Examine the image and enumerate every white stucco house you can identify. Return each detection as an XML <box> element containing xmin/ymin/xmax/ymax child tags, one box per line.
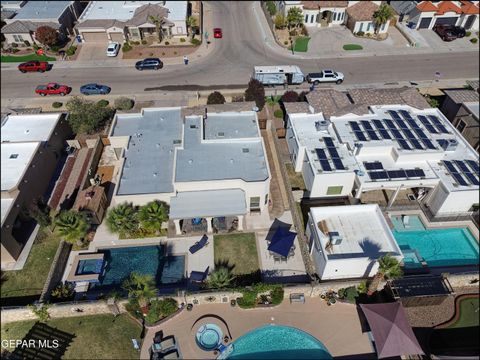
<box><xmin>285</xmin><ymin>89</ymin><xmax>480</xmax><ymax>217</ymax></box>
<box><xmin>75</xmin><ymin>1</ymin><xmax>188</xmax><ymax>43</ymax></box>
<box><xmin>108</xmin><ymin>105</ymin><xmax>271</xmax><ymax>235</ymax></box>
<box><xmin>306</xmin><ymin>204</ymin><xmax>402</xmax><ymax>280</ymax></box>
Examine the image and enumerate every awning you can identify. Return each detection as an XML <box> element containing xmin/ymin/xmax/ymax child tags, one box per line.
<box><xmin>360</xmin><ymin>302</ymin><xmax>424</xmax><ymax>359</ymax></box>
<box><xmin>268</xmin><ymin>226</ymin><xmax>296</xmax><ymax>257</ymax></box>
<box><xmin>169</xmin><ymin>189</ymin><xmax>247</xmax><ymax>219</ymax></box>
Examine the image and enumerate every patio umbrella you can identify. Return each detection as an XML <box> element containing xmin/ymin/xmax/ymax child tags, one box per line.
<box><xmin>267</xmin><ymin>226</ymin><xmax>296</xmax><ymax>257</ymax></box>
<box><xmin>360</xmin><ymin>302</ymin><xmax>424</xmax><ymax>359</ymax></box>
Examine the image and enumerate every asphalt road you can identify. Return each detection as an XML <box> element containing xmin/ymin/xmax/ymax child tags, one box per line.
<box><xmin>1</xmin><ymin>1</ymin><xmax>479</xmax><ymax>100</ymax></box>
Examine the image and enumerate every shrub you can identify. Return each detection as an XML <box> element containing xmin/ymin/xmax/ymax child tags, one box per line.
<box><xmin>274</xmin><ymin>109</ymin><xmax>283</xmax><ymax>118</ymax></box>
<box><xmin>470</xmin><ymin>38</ymin><xmax>478</xmax><ymax>44</ymax></box>
<box><xmin>281</xmin><ymin>90</ymin><xmax>299</xmax><ymax>103</ymax></box>
<box><xmin>237</xmin><ymin>290</ymin><xmax>257</xmax><ymax>309</ymax></box>
<box><xmin>12</xmin><ymin>48</ymin><xmax>20</xmax><ymax>53</ymax></box>
<box><xmin>274</xmin><ymin>14</ymin><xmax>287</xmax><ymax>29</ymax></box>
<box><xmin>122</xmin><ymin>42</ymin><xmax>132</xmax><ymax>52</ymax></box>
<box><xmin>232</xmin><ymin>95</ymin><xmax>244</xmax><ymax>102</ymax></box>
<box><xmin>173</xmin><ymin>51</ymin><xmax>177</xmax><ymax>55</ymax></box>
<box><xmin>162</xmin><ymin>52</ymin><xmax>166</xmax><ymax>55</ymax></box>
<box><xmin>145</xmin><ymin>298</ymin><xmax>178</xmax><ymax>325</ymax></box>
<box><xmin>158</xmin><ymin>298</ymin><xmax>178</xmax><ymax>317</ymax></box>
<box><xmin>344</xmin><ymin>286</ymin><xmax>359</xmax><ymax>303</ymax></box>
<box><xmin>149</xmin><ymin>52</ymin><xmax>154</xmax><ymax>56</ymax></box>
<box><xmin>289</xmin><ymin>30</ymin><xmax>297</xmax><ymax>36</ymax></box>
<box><xmin>356</xmin><ymin>31</ymin><xmax>365</xmax><ymax>37</ymax></box>
<box><xmin>66</xmin><ymin>97</ymin><xmax>115</xmax><ymax>134</ymax></box>
<box><xmin>97</xmin><ymin>99</ymin><xmax>109</xmax><ymax>107</ymax></box>
<box><xmin>23</xmin><ymin>40</ymin><xmax>31</xmax><ymax>47</ymax></box>
<box><xmin>11</xmin><ymin>43</ymin><xmax>18</xmax><ymax>48</ymax></box>
<box><xmin>28</xmin><ymin>304</ymin><xmax>50</xmax><ymax>322</ymax></box>
<box><xmin>190</xmin><ymin>38</ymin><xmax>201</xmax><ymax>46</ymax></box>
<box><xmin>244</xmin><ymin>78</ymin><xmax>265</xmax><ymax>110</ymax></box>
<box><xmin>66</xmin><ymin>45</ymin><xmax>77</xmax><ymax>56</ymax></box>
<box><xmin>52</xmin><ymin>102</ymin><xmax>63</xmax><ymax>108</ymax></box>
<box><xmin>180</xmin><ymin>37</ymin><xmax>186</xmax><ymax>43</ymax></box>
<box><xmin>338</xmin><ymin>288</ymin><xmax>346</xmax><ymax>299</ymax></box>
<box><xmin>49</xmin><ymin>45</ymin><xmax>61</xmax><ymax>52</ymax></box>
<box><xmin>207</xmin><ymin>91</ymin><xmax>226</xmax><ymax>105</ymax></box>
<box><xmin>270</xmin><ymin>286</ymin><xmax>284</xmax><ymax>305</ymax></box>
<box><xmin>301</xmin><ymin>24</ymin><xmax>309</xmax><ymax>36</ymax></box>
<box><xmin>33</xmin><ymin>43</ymin><xmax>39</xmax><ymax>50</ymax></box>
<box><xmin>164</xmin><ymin>41</ymin><xmax>170</xmax><ymax>45</ymax></box>
<box><xmin>141</xmin><ymin>39</ymin><xmax>147</xmax><ymax>45</ymax></box>
<box><xmin>114</xmin><ymin>97</ymin><xmax>134</xmax><ymax>110</ymax></box>
<box><xmin>466</xmin><ymin>31</ymin><xmax>471</xmax><ymax>37</ymax></box>
<box><xmin>266</xmin><ymin>1</ymin><xmax>276</xmax><ymax>16</ymax></box>
<box><xmin>132</xmin><ymin>41</ymin><xmax>140</xmax><ymax>45</ymax></box>
<box><xmin>284</xmin><ymin>40</ymin><xmax>288</xmax><ymax>45</ymax></box>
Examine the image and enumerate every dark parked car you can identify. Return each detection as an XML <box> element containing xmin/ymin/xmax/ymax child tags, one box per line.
<box><xmin>135</xmin><ymin>58</ymin><xmax>163</xmax><ymax>70</ymax></box>
<box><xmin>451</xmin><ymin>26</ymin><xmax>466</xmax><ymax>38</ymax></box>
<box><xmin>433</xmin><ymin>24</ymin><xmax>457</xmax><ymax>41</ymax></box>
<box><xmin>80</xmin><ymin>83</ymin><xmax>111</xmax><ymax>95</ymax></box>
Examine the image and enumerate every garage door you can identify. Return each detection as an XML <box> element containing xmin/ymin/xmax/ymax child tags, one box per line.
<box><xmin>82</xmin><ymin>31</ymin><xmax>108</xmax><ymax>43</ymax></box>
<box><xmin>109</xmin><ymin>32</ymin><xmax>124</xmax><ymax>43</ymax></box>
<box><xmin>434</xmin><ymin>17</ymin><xmax>458</xmax><ymax>26</ymax></box>
<box><xmin>418</xmin><ymin>17</ymin><xmax>432</xmax><ymax>29</ymax></box>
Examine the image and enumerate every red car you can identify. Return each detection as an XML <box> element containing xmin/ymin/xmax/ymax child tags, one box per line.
<box><xmin>18</xmin><ymin>61</ymin><xmax>50</xmax><ymax>73</ymax></box>
<box><xmin>213</xmin><ymin>28</ymin><xmax>222</xmax><ymax>38</ymax></box>
<box><xmin>35</xmin><ymin>82</ymin><xmax>72</xmax><ymax>96</ymax></box>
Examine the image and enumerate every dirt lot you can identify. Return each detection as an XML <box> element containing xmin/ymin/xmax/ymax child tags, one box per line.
<box><xmin>122</xmin><ymin>45</ymin><xmax>198</xmax><ymax>59</ymax></box>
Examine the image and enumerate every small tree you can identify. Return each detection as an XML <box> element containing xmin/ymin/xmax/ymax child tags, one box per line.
<box><xmin>28</xmin><ymin>304</ymin><xmax>50</xmax><ymax>322</ymax></box>
<box><xmin>207</xmin><ymin>91</ymin><xmax>226</xmax><ymax>105</ymax></box>
<box><xmin>122</xmin><ymin>272</ymin><xmax>156</xmax><ymax>309</ymax></box>
<box><xmin>281</xmin><ymin>90</ymin><xmax>299</xmax><ymax>103</ymax></box>
<box><xmin>28</xmin><ymin>197</ymin><xmax>51</xmax><ymax>228</ymax></box>
<box><xmin>114</xmin><ymin>97</ymin><xmax>134</xmax><ymax>110</ymax></box>
<box><xmin>106</xmin><ymin>202</ymin><xmax>138</xmax><ymax>236</ymax></box>
<box><xmin>274</xmin><ymin>14</ymin><xmax>287</xmax><ymax>29</ymax></box>
<box><xmin>368</xmin><ymin>254</ymin><xmax>402</xmax><ymax>294</ymax></box>
<box><xmin>66</xmin><ymin>97</ymin><xmax>114</xmax><ymax>134</ymax></box>
<box><xmin>207</xmin><ymin>266</ymin><xmax>235</xmax><ymax>289</ymax></box>
<box><xmin>287</xmin><ymin>7</ymin><xmax>303</xmax><ymax>28</ymax></box>
<box><xmin>148</xmin><ymin>15</ymin><xmax>165</xmax><ymax>42</ymax></box>
<box><xmin>51</xmin><ymin>283</ymin><xmax>74</xmax><ymax>300</ymax></box>
<box><xmin>138</xmin><ymin>200</ymin><xmax>169</xmax><ymax>233</ymax></box>
<box><xmin>372</xmin><ymin>4</ymin><xmax>394</xmax><ymax>34</ymax></box>
<box><xmin>244</xmin><ymin>79</ymin><xmax>265</xmax><ymax>110</ymax></box>
<box><xmin>186</xmin><ymin>16</ymin><xmax>198</xmax><ymax>36</ymax></box>
<box><xmin>35</xmin><ymin>26</ymin><xmax>58</xmax><ymax>47</ymax></box>
<box><xmin>298</xmin><ymin>91</ymin><xmax>309</xmax><ymax>102</ymax></box>
<box><xmin>266</xmin><ymin>1</ymin><xmax>276</xmax><ymax>16</ymax></box>
<box><xmin>54</xmin><ymin>210</ymin><xmax>89</xmax><ymax>245</ymax></box>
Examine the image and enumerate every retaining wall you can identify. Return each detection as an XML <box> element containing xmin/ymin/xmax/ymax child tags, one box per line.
<box><xmin>39</xmin><ymin>241</ymin><xmax>72</xmax><ymax>303</ymax></box>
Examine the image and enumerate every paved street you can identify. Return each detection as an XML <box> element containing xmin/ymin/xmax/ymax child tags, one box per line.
<box><xmin>1</xmin><ymin>1</ymin><xmax>479</xmax><ymax>102</ymax></box>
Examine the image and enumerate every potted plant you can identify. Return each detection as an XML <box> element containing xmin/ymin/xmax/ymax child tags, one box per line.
<box><xmin>187</xmin><ymin>303</ymin><xmax>193</xmax><ymax>311</ymax></box>
<box><xmin>230</xmin><ymin>299</ymin><xmax>236</xmax><ymax>307</ymax></box>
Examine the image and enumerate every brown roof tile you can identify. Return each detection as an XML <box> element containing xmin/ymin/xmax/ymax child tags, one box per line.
<box><xmin>283</xmin><ymin>102</ymin><xmax>312</xmax><ymax>114</ymax></box>
<box><xmin>443</xmin><ymin>89</ymin><xmax>479</xmax><ymax>104</ymax></box>
<box><xmin>301</xmin><ymin>1</ymin><xmax>348</xmax><ymax>10</ymax></box>
<box><xmin>346</xmin><ymin>1</ymin><xmax>379</xmax><ymax>21</ymax></box>
<box><xmin>436</xmin><ymin>1</ymin><xmax>462</xmax><ymax>15</ymax></box>
<box><xmin>416</xmin><ymin>1</ymin><xmax>438</xmax><ymax>12</ymax></box>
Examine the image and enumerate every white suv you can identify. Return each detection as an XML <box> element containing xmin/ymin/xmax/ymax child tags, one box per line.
<box><xmin>106</xmin><ymin>42</ymin><xmax>120</xmax><ymax>57</ymax></box>
<box><xmin>307</xmin><ymin>70</ymin><xmax>344</xmax><ymax>85</ymax></box>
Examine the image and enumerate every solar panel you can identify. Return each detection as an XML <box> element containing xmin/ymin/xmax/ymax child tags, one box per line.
<box><xmin>443</xmin><ymin>160</ymin><xmax>457</xmax><ymax>173</ymax></box>
<box><xmin>369</xmin><ymin>171</ymin><xmax>388</xmax><ymax>180</ymax></box>
<box><xmin>418</xmin><ymin>115</ymin><xmax>438</xmax><ymax>134</ymax></box>
<box><xmin>349</xmin><ymin>121</ymin><xmax>361</xmax><ymax>131</ymax></box>
<box><xmin>367</xmin><ymin>130</ymin><xmax>380</xmax><ymax>140</ymax></box>
<box><xmin>319</xmin><ymin>159</ymin><xmax>332</xmax><ymax>172</ymax></box>
<box><xmin>399</xmin><ymin>110</ymin><xmax>414</xmax><ymax>120</ymax></box>
<box><xmin>394</xmin><ymin>119</ymin><xmax>409</xmax><ymax>129</ymax></box>
<box><xmin>315</xmin><ymin>148</ymin><xmax>327</xmax><ymax>160</ymax></box>
<box><xmin>327</xmin><ymin>147</ymin><xmax>340</xmax><ymax>159</ymax></box>
<box><xmin>361</xmin><ymin>120</ymin><xmax>374</xmax><ymax>130</ymax></box>
<box><xmin>364</xmin><ymin>162</ymin><xmax>383</xmax><ymax>170</ymax></box>
<box><xmin>415</xmin><ymin>169</ymin><xmax>426</xmax><ymax>177</ymax></box>
<box><xmin>413</xmin><ymin>128</ymin><xmax>428</xmax><ymax>139</ymax></box>
<box><xmin>451</xmin><ymin>172</ymin><xmax>469</xmax><ymax>186</ymax></box>
<box><xmin>406</xmin><ymin>118</ymin><xmax>420</xmax><ymax>129</ymax></box>
<box><xmin>465</xmin><ymin>160</ymin><xmax>479</xmax><ymax>175</ymax></box>
<box><xmin>428</xmin><ymin>115</ymin><xmax>449</xmax><ymax>134</ymax></box>
<box><xmin>372</xmin><ymin>120</ymin><xmax>386</xmax><ymax>129</ymax></box>
<box><xmin>354</xmin><ymin>131</ymin><xmax>368</xmax><ymax>142</ymax></box>
<box><xmin>388</xmin><ymin>170</ymin><xmax>407</xmax><ymax>179</ymax></box>
<box><xmin>384</xmin><ymin>119</ymin><xmax>396</xmax><ymax>129</ymax></box>
<box><xmin>402</xmin><ymin>129</ymin><xmax>416</xmax><ymax>139</ymax></box>
<box><xmin>376</xmin><ymin>171</ymin><xmax>389</xmax><ymax>179</ymax></box>
<box><xmin>333</xmin><ymin>158</ymin><xmax>345</xmax><ymax>170</ymax></box>
<box><xmin>406</xmin><ymin>169</ymin><xmax>418</xmax><ymax>177</ymax></box>
<box><xmin>410</xmin><ymin>139</ymin><xmax>423</xmax><ymax>150</ymax></box>
<box><xmin>463</xmin><ymin>172</ymin><xmax>479</xmax><ymax>186</ymax></box>
<box><xmin>391</xmin><ymin>129</ymin><xmax>404</xmax><ymax>140</ymax></box>
<box><xmin>379</xmin><ymin>130</ymin><xmax>392</xmax><ymax>139</ymax></box>
<box><xmin>420</xmin><ymin>138</ymin><xmax>436</xmax><ymax>150</ymax></box>
<box><xmin>398</xmin><ymin>139</ymin><xmax>411</xmax><ymax>150</ymax></box>
<box><xmin>372</xmin><ymin>120</ymin><xmax>392</xmax><ymax>139</ymax></box>
<box><xmin>388</xmin><ymin>110</ymin><xmax>401</xmax><ymax>119</ymax></box>
<box><xmin>453</xmin><ymin>160</ymin><xmax>470</xmax><ymax>173</ymax></box>
<box><xmin>323</xmin><ymin>137</ymin><xmax>335</xmax><ymax>147</ymax></box>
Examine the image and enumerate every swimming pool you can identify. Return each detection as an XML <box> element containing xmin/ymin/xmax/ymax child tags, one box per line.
<box><xmin>226</xmin><ymin>325</ymin><xmax>332</xmax><ymax>359</ymax></box>
<box><xmin>90</xmin><ymin>245</ymin><xmax>185</xmax><ymax>290</ymax></box>
<box><xmin>392</xmin><ymin>217</ymin><xmax>479</xmax><ymax>267</ymax></box>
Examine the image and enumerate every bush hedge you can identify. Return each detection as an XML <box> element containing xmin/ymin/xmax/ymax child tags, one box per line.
<box><xmin>164</xmin><ymin>41</ymin><xmax>169</xmax><ymax>46</ymax></box>
<box><xmin>470</xmin><ymin>38</ymin><xmax>478</xmax><ymax>44</ymax></box>
<box><xmin>52</xmin><ymin>102</ymin><xmax>63</xmax><ymax>108</ymax></box>
<box><xmin>274</xmin><ymin>109</ymin><xmax>283</xmax><ymax>118</ymax></box>
<box><xmin>66</xmin><ymin>46</ymin><xmax>77</xmax><ymax>56</ymax></box>
<box><xmin>141</xmin><ymin>40</ymin><xmax>147</xmax><ymax>45</ymax></box>
<box><xmin>122</xmin><ymin>42</ymin><xmax>132</xmax><ymax>52</ymax></box>
<box><xmin>180</xmin><ymin>38</ymin><xmax>186</xmax><ymax>43</ymax></box>
<box><xmin>114</xmin><ymin>97</ymin><xmax>134</xmax><ymax>110</ymax></box>
<box><xmin>145</xmin><ymin>298</ymin><xmax>178</xmax><ymax>325</ymax></box>
<box><xmin>191</xmin><ymin>38</ymin><xmax>201</xmax><ymax>46</ymax></box>
<box><xmin>97</xmin><ymin>99</ymin><xmax>109</xmax><ymax>107</ymax></box>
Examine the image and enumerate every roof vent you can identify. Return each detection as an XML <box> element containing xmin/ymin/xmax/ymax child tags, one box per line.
<box><xmin>242</xmin><ymin>148</ymin><xmax>249</xmax><ymax>153</ymax></box>
<box><xmin>328</xmin><ymin>232</ymin><xmax>343</xmax><ymax>245</ymax></box>
<box><xmin>153</xmin><ymin>172</ymin><xmax>157</xmax><ymax>177</ymax></box>
<box><xmin>315</xmin><ymin>120</ymin><xmax>329</xmax><ymax>131</ymax></box>
<box><xmin>437</xmin><ymin>138</ymin><xmax>458</xmax><ymax>151</ymax></box>
<box><xmin>188</xmin><ymin>159</ymin><xmax>193</xmax><ymax>164</ymax></box>
<box><xmin>217</xmin><ymin>132</ymin><xmax>225</xmax><ymax>137</ymax></box>
<box><xmin>9</xmin><ymin>154</ymin><xmax>19</xmax><ymax>159</ymax></box>
<box><xmin>230</xmin><ymin>159</ymin><xmax>234</xmax><ymax>163</ymax></box>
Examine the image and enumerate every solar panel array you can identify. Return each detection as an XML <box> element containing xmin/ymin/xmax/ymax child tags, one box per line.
<box><xmin>368</xmin><ymin>168</ymin><xmax>426</xmax><ymax>181</ymax></box>
<box><xmin>315</xmin><ymin>137</ymin><xmax>346</xmax><ymax>172</ymax></box>
<box><xmin>348</xmin><ymin>110</ymin><xmax>440</xmax><ymax>151</ymax></box>
<box><xmin>443</xmin><ymin>160</ymin><xmax>480</xmax><ymax>186</ymax></box>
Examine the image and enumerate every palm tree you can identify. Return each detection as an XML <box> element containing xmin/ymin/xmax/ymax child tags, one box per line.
<box><xmin>207</xmin><ymin>266</ymin><xmax>235</xmax><ymax>289</ymax></box>
<box><xmin>122</xmin><ymin>272</ymin><xmax>156</xmax><ymax>308</ymax></box>
<box><xmin>148</xmin><ymin>14</ymin><xmax>165</xmax><ymax>42</ymax></box>
<box><xmin>372</xmin><ymin>4</ymin><xmax>394</xmax><ymax>34</ymax></box>
<box><xmin>186</xmin><ymin>16</ymin><xmax>197</xmax><ymax>36</ymax></box>
<box><xmin>54</xmin><ymin>210</ymin><xmax>88</xmax><ymax>244</ymax></box>
<box><xmin>367</xmin><ymin>254</ymin><xmax>402</xmax><ymax>295</ymax></box>
<box><xmin>106</xmin><ymin>202</ymin><xmax>138</xmax><ymax>236</ymax></box>
<box><xmin>138</xmin><ymin>200</ymin><xmax>169</xmax><ymax>234</ymax></box>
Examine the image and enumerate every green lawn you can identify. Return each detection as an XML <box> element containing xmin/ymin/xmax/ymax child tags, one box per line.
<box><xmin>1</xmin><ymin>229</ymin><xmax>61</xmax><ymax>299</ymax></box>
<box><xmin>286</xmin><ymin>163</ymin><xmax>306</xmax><ymax>191</ymax></box>
<box><xmin>1</xmin><ymin>314</ymin><xmax>142</xmax><ymax>359</ymax></box>
<box><xmin>343</xmin><ymin>44</ymin><xmax>363</xmax><ymax>51</ymax></box>
<box><xmin>294</xmin><ymin>37</ymin><xmax>310</xmax><ymax>52</ymax></box>
<box><xmin>446</xmin><ymin>297</ymin><xmax>479</xmax><ymax>328</ymax></box>
<box><xmin>1</xmin><ymin>53</ymin><xmax>56</xmax><ymax>62</ymax></box>
<box><xmin>213</xmin><ymin>233</ymin><xmax>259</xmax><ymax>275</ymax></box>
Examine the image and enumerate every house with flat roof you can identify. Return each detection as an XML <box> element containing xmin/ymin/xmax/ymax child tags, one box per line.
<box><xmin>108</xmin><ymin>106</ymin><xmax>270</xmax><ymax>235</ymax></box>
<box><xmin>75</xmin><ymin>1</ymin><xmax>188</xmax><ymax>43</ymax></box>
<box><xmin>2</xmin><ymin>1</ymin><xmax>84</xmax><ymax>45</ymax></box>
<box><xmin>306</xmin><ymin>204</ymin><xmax>402</xmax><ymax>280</ymax></box>
<box><xmin>285</xmin><ymin>90</ymin><xmax>479</xmax><ymax>217</ymax></box>
<box><xmin>1</xmin><ymin>113</ymin><xmax>72</xmax><ymax>269</ymax></box>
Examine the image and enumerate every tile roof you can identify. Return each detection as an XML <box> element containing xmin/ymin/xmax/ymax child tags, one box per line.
<box><xmin>301</xmin><ymin>1</ymin><xmax>348</xmax><ymax>10</ymax></box>
<box><xmin>346</xmin><ymin>1</ymin><xmax>379</xmax><ymax>21</ymax></box>
<box><xmin>283</xmin><ymin>102</ymin><xmax>312</xmax><ymax>114</ymax></box>
<box><xmin>443</xmin><ymin>89</ymin><xmax>479</xmax><ymax>103</ymax></box>
<box><xmin>305</xmin><ymin>87</ymin><xmax>430</xmax><ymax>118</ymax></box>
<box><xmin>466</xmin><ymin>79</ymin><xmax>479</xmax><ymax>91</ymax></box>
<box><xmin>125</xmin><ymin>4</ymin><xmax>170</xmax><ymax>27</ymax></box>
<box><xmin>76</xmin><ymin>19</ymin><xmax>118</xmax><ymax>29</ymax></box>
<box><xmin>460</xmin><ymin>0</ymin><xmax>480</xmax><ymax>14</ymax></box>
<box><xmin>2</xmin><ymin>20</ymin><xmax>60</xmax><ymax>33</ymax></box>
<box><xmin>416</xmin><ymin>1</ymin><xmax>438</xmax><ymax>12</ymax></box>
<box><xmin>1</xmin><ymin>10</ymin><xmax>16</xmax><ymax>20</ymax></box>
<box><xmin>436</xmin><ymin>1</ymin><xmax>462</xmax><ymax>14</ymax></box>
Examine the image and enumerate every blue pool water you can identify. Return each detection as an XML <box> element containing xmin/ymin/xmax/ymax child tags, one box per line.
<box><xmin>90</xmin><ymin>245</ymin><xmax>185</xmax><ymax>289</ymax></box>
<box><xmin>76</xmin><ymin>259</ymin><xmax>103</xmax><ymax>275</ymax></box>
<box><xmin>226</xmin><ymin>325</ymin><xmax>332</xmax><ymax>359</ymax></box>
<box><xmin>393</xmin><ymin>224</ymin><xmax>479</xmax><ymax>267</ymax></box>
<box><xmin>391</xmin><ymin>215</ymin><xmax>426</xmax><ymax>231</ymax></box>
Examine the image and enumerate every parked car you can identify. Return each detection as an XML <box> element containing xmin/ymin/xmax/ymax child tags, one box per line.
<box><xmin>306</xmin><ymin>70</ymin><xmax>344</xmax><ymax>85</ymax></box>
<box><xmin>80</xmin><ymin>83</ymin><xmax>111</xmax><ymax>95</ymax></box>
<box><xmin>106</xmin><ymin>42</ymin><xmax>120</xmax><ymax>57</ymax></box>
<box><xmin>135</xmin><ymin>58</ymin><xmax>163</xmax><ymax>70</ymax></box>
<box><xmin>433</xmin><ymin>24</ymin><xmax>457</xmax><ymax>41</ymax></box>
<box><xmin>35</xmin><ymin>82</ymin><xmax>71</xmax><ymax>96</ymax></box>
<box><xmin>213</xmin><ymin>28</ymin><xmax>222</xmax><ymax>38</ymax></box>
<box><xmin>451</xmin><ymin>26</ymin><xmax>466</xmax><ymax>38</ymax></box>
<box><xmin>18</xmin><ymin>61</ymin><xmax>50</xmax><ymax>73</ymax></box>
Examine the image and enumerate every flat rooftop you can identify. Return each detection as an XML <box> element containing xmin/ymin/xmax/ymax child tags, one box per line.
<box><xmin>464</xmin><ymin>102</ymin><xmax>479</xmax><ymax>119</ymax></box>
<box><xmin>1</xmin><ymin>142</ymin><xmax>39</xmax><ymax>191</ymax></box>
<box><xmin>13</xmin><ymin>1</ymin><xmax>71</xmax><ymax>20</ymax></box>
<box><xmin>310</xmin><ymin>204</ymin><xmax>402</xmax><ymax>259</ymax></box>
<box><xmin>204</xmin><ymin>112</ymin><xmax>259</xmax><ymax>140</ymax></box>
<box><xmin>164</xmin><ymin>1</ymin><xmax>186</xmax><ymax>20</ymax></box>
<box><xmin>1</xmin><ymin>113</ymin><xmax>60</xmax><ymax>142</ymax></box>
<box><xmin>79</xmin><ymin>1</ymin><xmax>164</xmax><ymax>20</ymax></box>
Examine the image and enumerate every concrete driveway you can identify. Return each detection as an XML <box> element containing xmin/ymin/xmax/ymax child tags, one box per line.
<box><xmin>307</xmin><ymin>26</ymin><xmax>409</xmax><ymax>56</ymax></box>
<box><xmin>76</xmin><ymin>43</ymin><xmax>114</xmax><ymax>61</ymax></box>
<box><xmin>418</xmin><ymin>29</ymin><xmax>480</xmax><ymax>52</ymax></box>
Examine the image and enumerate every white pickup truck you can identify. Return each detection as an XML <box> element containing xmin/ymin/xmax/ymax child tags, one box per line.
<box><xmin>306</xmin><ymin>70</ymin><xmax>344</xmax><ymax>85</ymax></box>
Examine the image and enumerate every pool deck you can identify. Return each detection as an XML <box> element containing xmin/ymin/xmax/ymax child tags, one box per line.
<box><xmin>140</xmin><ymin>298</ymin><xmax>374</xmax><ymax>359</ymax></box>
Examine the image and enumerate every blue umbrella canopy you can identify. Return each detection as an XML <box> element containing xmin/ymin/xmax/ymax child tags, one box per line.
<box><xmin>268</xmin><ymin>226</ymin><xmax>296</xmax><ymax>257</ymax></box>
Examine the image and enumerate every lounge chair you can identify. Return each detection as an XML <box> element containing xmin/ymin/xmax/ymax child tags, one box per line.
<box><xmin>189</xmin><ymin>234</ymin><xmax>209</xmax><ymax>254</ymax></box>
<box><xmin>153</xmin><ymin>330</ymin><xmax>164</xmax><ymax>344</ymax></box>
<box><xmin>161</xmin><ymin>349</ymin><xmax>180</xmax><ymax>359</ymax></box>
<box><xmin>190</xmin><ymin>266</ymin><xmax>210</xmax><ymax>283</ymax></box>
<box><xmin>159</xmin><ymin>335</ymin><xmax>176</xmax><ymax>349</ymax></box>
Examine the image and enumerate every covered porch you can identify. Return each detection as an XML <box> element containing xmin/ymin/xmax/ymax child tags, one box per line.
<box><xmin>129</xmin><ymin>20</ymin><xmax>175</xmax><ymax>42</ymax></box>
<box><xmin>169</xmin><ymin>189</ymin><xmax>247</xmax><ymax>236</ymax></box>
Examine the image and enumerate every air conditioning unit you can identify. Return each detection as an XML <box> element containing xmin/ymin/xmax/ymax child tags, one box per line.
<box><xmin>437</xmin><ymin>138</ymin><xmax>458</xmax><ymax>151</ymax></box>
<box><xmin>328</xmin><ymin>231</ymin><xmax>343</xmax><ymax>245</ymax></box>
<box><xmin>315</xmin><ymin>120</ymin><xmax>330</xmax><ymax>131</ymax></box>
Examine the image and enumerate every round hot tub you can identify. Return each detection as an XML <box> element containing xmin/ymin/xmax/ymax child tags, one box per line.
<box><xmin>196</xmin><ymin>323</ymin><xmax>223</xmax><ymax>351</ymax></box>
